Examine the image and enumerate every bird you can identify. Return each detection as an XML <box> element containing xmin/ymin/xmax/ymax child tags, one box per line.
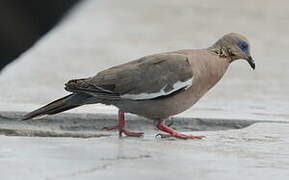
<box><xmin>22</xmin><ymin>33</ymin><xmax>255</xmax><ymax>139</ymax></box>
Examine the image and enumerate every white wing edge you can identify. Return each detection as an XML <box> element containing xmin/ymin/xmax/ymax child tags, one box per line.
<box><xmin>121</xmin><ymin>77</ymin><xmax>194</xmax><ymax>100</ymax></box>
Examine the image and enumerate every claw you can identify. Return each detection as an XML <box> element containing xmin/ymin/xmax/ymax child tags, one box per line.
<box><xmin>156</xmin><ymin>133</ymin><xmax>204</xmax><ymax>139</ymax></box>
<box><xmin>121</xmin><ymin>129</ymin><xmax>144</xmax><ymax>137</ymax></box>
<box><xmin>156</xmin><ymin>121</ymin><xmax>204</xmax><ymax>140</ymax></box>
<box><xmin>155</xmin><ymin>133</ymin><xmax>172</xmax><ymax>138</ymax></box>
<box><xmin>155</xmin><ymin>133</ymin><xmax>162</xmax><ymax>138</ymax></box>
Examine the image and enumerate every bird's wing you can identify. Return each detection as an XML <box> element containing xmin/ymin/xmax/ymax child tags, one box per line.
<box><xmin>65</xmin><ymin>53</ymin><xmax>194</xmax><ymax>100</ymax></box>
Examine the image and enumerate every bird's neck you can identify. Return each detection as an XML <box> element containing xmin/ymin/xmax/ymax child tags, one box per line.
<box><xmin>207</xmin><ymin>45</ymin><xmax>233</xmax><ymax>63</ymax></box>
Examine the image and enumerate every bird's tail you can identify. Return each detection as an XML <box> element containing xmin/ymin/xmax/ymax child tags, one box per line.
<box><xmin>22</xmin><ymin>94</ymin><xmax>87</xmax><ymax>120</ymax></box>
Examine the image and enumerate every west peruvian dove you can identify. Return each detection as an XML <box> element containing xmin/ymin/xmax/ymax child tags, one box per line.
<box><xmin>23</xmin><ymin>33</ymin><xmax>255</xmax><ymax>139</ymax></box>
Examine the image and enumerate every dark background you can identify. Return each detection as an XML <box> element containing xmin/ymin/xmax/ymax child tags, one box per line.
<box><xmin>0</xmin><ymin>0</ymin><xmax>81</xmax><ymax>72</ymax></box>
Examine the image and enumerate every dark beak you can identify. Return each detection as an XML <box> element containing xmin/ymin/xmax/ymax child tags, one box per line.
<box><xmin>247</xmin><ymin>56</ymin><xmax>255</xmax><ymax>70</ymax></box>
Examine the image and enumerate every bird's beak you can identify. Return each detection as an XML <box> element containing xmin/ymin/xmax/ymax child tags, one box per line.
<box><xmin>247</xmin><ymin>56</ymin><xmax>255</xmax><ymax>70</ymax></box>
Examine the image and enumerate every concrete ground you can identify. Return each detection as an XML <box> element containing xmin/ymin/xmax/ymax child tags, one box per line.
<box><xmin>1</xmin><ymin>116</ymin><xmax>289</xmax><ymax>180</ymax></box>
<box><xmin>0</xmin><ymin>0</ymin><xmax>289</xmax><ymax>179</ymax></box>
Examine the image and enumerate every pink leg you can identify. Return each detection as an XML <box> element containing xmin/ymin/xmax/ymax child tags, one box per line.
<box><xmin>118</xmin><ymin>110</ymin><xmax>144</xmax><ymax>137</ymax></box>
<box><xmin>101</xmin><ymin>111</ymin><xmax>123</xmax><ymax>131</ymax></box>
<box><xmin>156</xmin><ymin>121</ymin><xmax>204</xmax><ymax>139</ymax></box>
<box><xmin>103</xmin><ymin>110</ymin><xmax>143</xmax><ymax>137</ymax></box>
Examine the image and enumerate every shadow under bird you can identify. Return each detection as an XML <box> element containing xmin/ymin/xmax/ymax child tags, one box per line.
<box><xmin>23</xmin><ymin>33</ymin><xmax>255</xmax><ymax>139</ymax></box>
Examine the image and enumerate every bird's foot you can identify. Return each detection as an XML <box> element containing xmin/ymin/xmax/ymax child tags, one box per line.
<box><xmin>120</xmin><ymin>129</ymin><xmax>144</xmax><ymax>137</ymax></box>
<box><xmin>156</xmin><ymin>121</ymin><xmax>204</xmax><ymax>140</ymax></box>
<box><xmin>156</xmin><ymin>133</ymin><xmax>204</xmax><ymax>139</ymax></box>
<box><xmin>102</xmin><ymin>125</ymin><xmax>119</xmax><ymax>131</ymax></box>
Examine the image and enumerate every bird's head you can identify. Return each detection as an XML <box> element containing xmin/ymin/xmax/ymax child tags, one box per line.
<box><xmin>210</xmin><ymin>33</ymin><xmax>255</xmax><ymax>70</ymax></box>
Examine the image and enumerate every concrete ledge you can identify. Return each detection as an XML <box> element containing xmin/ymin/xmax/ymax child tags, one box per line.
<box><xmin>0</xmin><ymin>111</ymin><xmax>286</xmax><ymax>138</ymax></box>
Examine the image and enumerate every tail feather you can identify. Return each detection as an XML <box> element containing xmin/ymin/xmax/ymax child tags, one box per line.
<box><xmin>22</xmin><ymin>94</ymin><xmax>86</xmax><ymax>120</ymax></box>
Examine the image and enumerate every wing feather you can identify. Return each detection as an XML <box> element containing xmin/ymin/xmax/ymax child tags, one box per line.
<box><xmin>65</xmin><ymin>52</ymin><xmax>194</xmax><ymax>100</ymax></box>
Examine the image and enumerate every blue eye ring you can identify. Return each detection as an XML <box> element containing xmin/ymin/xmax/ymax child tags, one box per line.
<box><xmin>237</xmin><ymin>41</ymin><xmax>249</xmax><ymax>52</ymax></box>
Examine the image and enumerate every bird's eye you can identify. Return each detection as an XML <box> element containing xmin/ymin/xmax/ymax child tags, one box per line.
<box><xmin>238</xmin><ymin>41</ymin><xmax>248</xmax><ymax>52</ymax></box>
<box><xmin>241</xmin><ymin>44</ymin><xmax>247</xmax><ymax>49</ymax></box>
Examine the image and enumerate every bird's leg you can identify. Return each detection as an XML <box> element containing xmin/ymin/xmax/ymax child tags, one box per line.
<box><xmin>118</xmin><ymin>110</ymin><xmax>144</xmax><ymax>137</ymax></box>
<box><xmin>102</xmin><ymin>110</ymin><xmax>143</xmax><ymax>137</ymax></box>
<box><xmin>156</xmin><ymin>121</ymin><xmax>204</xmax><ymax>139</ymax></box>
